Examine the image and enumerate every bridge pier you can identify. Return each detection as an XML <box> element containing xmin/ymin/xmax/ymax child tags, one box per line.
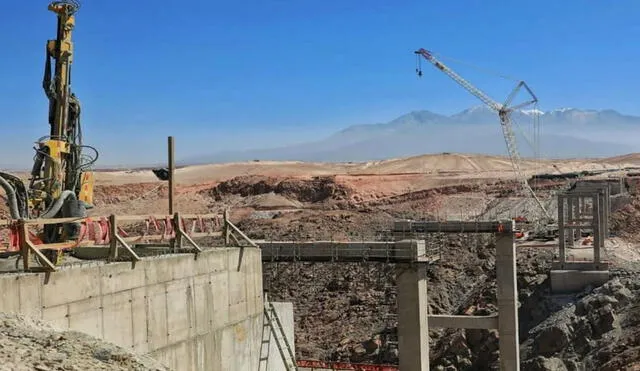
<box><xmin>396</xmin><ymin>241</ymin><xmax>430</xmax><ymax>371</ymax></box>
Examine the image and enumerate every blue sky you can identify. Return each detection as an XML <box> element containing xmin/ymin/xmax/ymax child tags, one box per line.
<box><xmin>1</xmin><ymin>0</ymin><xmax>639</xmax><ymax>167</ymax></box>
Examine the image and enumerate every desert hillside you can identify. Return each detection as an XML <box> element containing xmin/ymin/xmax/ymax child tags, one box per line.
<box><xmin>3</xmin><ymin>152</ymin><xmax>640</xmax><ymax>369</ymax></box>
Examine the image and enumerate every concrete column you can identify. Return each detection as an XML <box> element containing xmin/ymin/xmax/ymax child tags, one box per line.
<box><xmin>604</xmin><ymin>188</ymin><xmax>610</xmax><ymax>237</ymax></box>
<box><xmin>496</xmin><ymin>229</ymin><xmax>520</xmax><ymax>371</ymax></box>
<box><xmin>558</xmin><ymin>195</ymin><xmax>566</xmax><ymax>264</ymax></box>
<box><xmin>568</xmin><ymin>196</ymin><xmax>577</xmax><ymax>244</ymax></box>
<box><xmin>593</xmin><ymin>194</ymin><xmax>602</xmax><ymax>263</ymax></box>
<box><xmin>397</xmin><ymin>264</ymin><xmax>429</xmax><ymax>371</ymax></box>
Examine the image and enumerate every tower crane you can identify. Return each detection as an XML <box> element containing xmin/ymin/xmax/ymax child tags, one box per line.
<box><xmin>0</xmin><ymin>1</ymin><xmax>98</xmax><ymax>262</ymax></box>
<box><xmin>414</xmin><ymin>48</ymin><xmax>552</xmax><ymax>223</ymax></box>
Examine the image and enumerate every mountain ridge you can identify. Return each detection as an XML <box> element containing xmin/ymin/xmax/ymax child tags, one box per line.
<box><xmin>180</xmin><ymin>106</ymin><xmax>640</xmax><ymax>165</ymax></box>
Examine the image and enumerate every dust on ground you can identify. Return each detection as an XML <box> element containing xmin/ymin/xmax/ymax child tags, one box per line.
<box><xmin>0</xmin><ymin>312</ymin><xmax>168</xmax><ymax>371</ymax></box>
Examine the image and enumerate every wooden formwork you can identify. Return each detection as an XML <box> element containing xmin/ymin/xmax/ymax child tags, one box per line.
<box><xmin>0</xmin><ymin>209</ymin><xmax>256</xmax><ymax>273</ymax></box>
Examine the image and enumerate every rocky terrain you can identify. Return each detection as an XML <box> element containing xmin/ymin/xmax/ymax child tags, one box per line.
<box><xmin>3</xmin><ymin>152</ymin><xmax>640</xmax><ymax>369</ymax></box>
<box><xmin>0</xmin><ymin>313</ymin><xmax>169</xmax><ymax>371</ymax></box>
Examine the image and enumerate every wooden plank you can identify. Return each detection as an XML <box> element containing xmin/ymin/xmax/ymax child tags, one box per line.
<box><xmin>178</xmin><ymin>227</ymin><xmax>202</xmax><ymax>252</ymax></box>
<box><xmin>189</xmin><ymin>231</ymin><xmax>222</xmax><ymax>238</ymax></box>
<box><xmin>25</xmin><ymin>239</ymin><xmax>57</xmax><ymax>272</ymax></box>
<box><xmin>115</xmin><ymin>234</ymin><xmax>141</xmax><ymax>261</ymax></box>
<box><xmin>227</xmin><ymin>221</ymin><xmax>258</xmax><ymax>248</ymax></box>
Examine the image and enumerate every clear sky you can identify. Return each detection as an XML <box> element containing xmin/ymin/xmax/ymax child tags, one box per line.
<box><xmin>1</xmin><ymin>0</ymin><xmax>639</xmax><ymax>167</ymax></box>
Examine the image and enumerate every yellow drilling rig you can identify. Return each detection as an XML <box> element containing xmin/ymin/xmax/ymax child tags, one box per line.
<box><xmin>0</xmin><ymin>1</ymin><xmax>98</xmax><ymax>261</ymax></box>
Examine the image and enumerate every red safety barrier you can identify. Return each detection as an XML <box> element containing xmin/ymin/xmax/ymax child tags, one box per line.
<box><xmin>0</xmin><ymin>213</ymin><xmax>225</xmax><ymax>253</ymax></box>
<box><xmin>296</xmin><ymin>360</ymin><xmax>399</xmax><ymax>371</ymax></box>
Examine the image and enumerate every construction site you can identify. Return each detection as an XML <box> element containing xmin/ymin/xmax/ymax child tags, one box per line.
<box><xmin>2</xmin><ymin>2</ymin><xmax>640</xmax><ymax>371</ymax></box>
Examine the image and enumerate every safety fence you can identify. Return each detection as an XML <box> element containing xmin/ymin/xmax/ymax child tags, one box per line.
<box><xmin>297</xmin><ymin>360</ymin><xmax>398</xmax><ymax>371</ymax></box>
<box><xmin>0</xmin><ymin>209</ymin><xmax>256</xmax><ymax>272</ymax></box>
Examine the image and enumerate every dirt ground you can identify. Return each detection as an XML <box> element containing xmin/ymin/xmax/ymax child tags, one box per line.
<box><xmin>3</xmin><ymin>152</ymin><xmax>640</xmax><ymax>369</ymax></box>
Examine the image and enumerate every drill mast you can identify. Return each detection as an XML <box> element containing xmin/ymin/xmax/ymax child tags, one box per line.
<box><xmin>0</xmin><ymin>1</ymin><xmax>98</xmax><ymax>246</ymax></box>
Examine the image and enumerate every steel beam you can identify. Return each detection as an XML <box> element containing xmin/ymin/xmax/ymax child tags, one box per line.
<box><xmin>258</xmin><ymin>240</ymin><xmax>433</xmax><ymax>263</ymax></box>
<box><xmin>393</xmin><ymin>220</ymin><xmax>514</xmax><ymax>234</ymax></box>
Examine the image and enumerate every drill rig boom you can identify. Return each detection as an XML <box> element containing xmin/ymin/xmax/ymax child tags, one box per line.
<box><xmin>0</xmin><ymin>1</ymin><xmax>98</xmax><ymax>245</ymax></box>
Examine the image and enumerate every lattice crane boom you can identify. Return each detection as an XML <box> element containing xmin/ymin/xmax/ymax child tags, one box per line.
<box><xmin>414</xmin><ymin>48</ymin><xmax>551</xmax><ymax>221</ymax></box>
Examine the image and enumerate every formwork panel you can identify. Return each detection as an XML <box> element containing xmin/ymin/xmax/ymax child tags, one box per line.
<box><xmin>100</xmin><ymin>262</ymin><xmax>146</xmax><ymax>295</ymax></box>
<box><xmin>102</xmin><ymin>290</ymin><xmax>134</xmax><ymax>349</ymax></box>
<box><xmin>42</xmin><ymin>266</ymin><xmax>101</xmax><ymax>308</ymax></box>
<box><xmin>211</xmin><ymin>272</ymin><xmax>229</xmax><ymax>329</ymax></box>
<box><xmin>0</xmin><ymin>275</ymin><xmax>20</xmax><ymax>313</ymax></box>
<box><xmin>131</xmin><ymin>286</ymin><xmax>149</xmax><ymax>353</ymax></box>
<box><xmin>18</xmin><ymin>274</ymin><xmax>43</xmax><ymax>318</ymax></box>
<box><xmin>165</xmin><ymin>278</ymin><xmax>192</xmax><ymax>345</ymax></box>
<box><xmin>195</xmin><ymin>248</ymin><xmax>228</xmax><ymax>276</ymax></box>
<box><xmin>193</xmin><ymin>275</ymin><xmax>213</xmax><ymax>335</ymax></box>
<box><xmin>68</xmin><ymin>296</ymin><xmax>102</xmax><ymax>339</ymax></box>
<box><xmin>42</xmin><ymin>303</ymin><xmax>69</xmax><ymax>330</ymax></box>
<box><xmin>146</xmin><ymin>282</ymin><xmax>169</xmax><ymax>351</ymax></box>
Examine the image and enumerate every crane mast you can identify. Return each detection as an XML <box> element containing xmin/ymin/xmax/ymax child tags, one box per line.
<box><xmin>414</xmin><ymin>48</ymin><xmax>551</xmax><ymax>221</ymax></box>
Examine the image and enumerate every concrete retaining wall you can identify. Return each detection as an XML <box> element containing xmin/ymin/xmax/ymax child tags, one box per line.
<box><xmin>0</xmin><ymin>247</ymin><xmax>263</xmax><ymax>371</ymax></box>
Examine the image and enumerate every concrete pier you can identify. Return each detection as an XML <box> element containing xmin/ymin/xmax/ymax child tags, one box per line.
<box><xmin>393</xmin><ymin>220</ymin><xmax>520</xmax><ymax>370</ymax></box>
<box><xmin>397</xmin><ymin>264</ymin><xmax>430</xmax><ymax>371</ymax></box>
<box><xmin>552</xmin><ymin>187</ymin><xmax>610</xmax><ymax>293</ymax></box>
<box><xmin>495</xmin><ymin>231</ymin><xmax>520</xmax><ymax>371</ymax></box>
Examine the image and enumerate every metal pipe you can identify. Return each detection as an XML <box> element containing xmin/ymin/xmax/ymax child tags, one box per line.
<box><xmin>0</xmin><ymin>176</ymin><xmax>21</xmax><ymax>219</ymax></box>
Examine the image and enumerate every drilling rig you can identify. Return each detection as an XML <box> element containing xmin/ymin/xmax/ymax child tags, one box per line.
<box><xmin>0</xmin><ymin>1</ymin><xmax>98</xmax><ymax>261</ymax></box>
<box><xmin>414</xmin><ymin>48</ymin><xmax>555</xmax><ymax>232</ymax></box>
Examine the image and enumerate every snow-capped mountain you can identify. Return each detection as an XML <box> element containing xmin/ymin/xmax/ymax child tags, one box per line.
<box><xmin>183</xmin><ymin>107</ymin><xmax>640</xmax><ymax>164</ymax></box>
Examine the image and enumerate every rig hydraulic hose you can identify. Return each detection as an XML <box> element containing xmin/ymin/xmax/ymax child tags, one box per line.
<box><xmin>0</xmin><ymin>176</ymin><xmax>21</xmax><ymax>219</ymax></box>
<box><xmin>40</xmin><ymin>190</ymin><xmax>76</xmax><ymax>219</ymax></box>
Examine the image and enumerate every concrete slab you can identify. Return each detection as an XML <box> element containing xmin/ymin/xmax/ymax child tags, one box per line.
<box><xmin>550</xmin><ymin>270</ymin><xmax>610</xmax><ymax>293</ymax></box>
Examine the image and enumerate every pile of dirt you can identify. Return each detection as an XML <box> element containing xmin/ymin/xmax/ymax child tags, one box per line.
<box><xmin>238</xmin><ymin>209</ymin><xmax>394</xmax><ymax>241</ymax></box>
<box><xmin>210</xmin><ymin>175</ymin><xmax>353</xmax><ymax>204</ymax></box>
<box><xmin>0</xmin><ymin>312</ymin><xmax>168</xmax><ymax>371</ymax></box>
<box><xmin>93</xmin><ymin>183</ymin><xmax>167</xmax><ymax>206</ymax></box>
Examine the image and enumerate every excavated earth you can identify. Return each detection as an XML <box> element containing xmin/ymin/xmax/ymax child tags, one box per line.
<box><xmin>214</xmin><ymin>174</ymin><xmax>640</xmax><ymax>370</ymax></box>
<box><xmin>3</xmin><ymin>157</ymin><xmax>640</xmax><ymax>370</ymax></box>
<box><xmin>0</xmin><ymin>313</ymin><xmax>169</xmax><ymax>371</ymax></box>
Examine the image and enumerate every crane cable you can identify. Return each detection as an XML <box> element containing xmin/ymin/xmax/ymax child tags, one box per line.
<box><xmin>431</xmin><ymin>52</ymin><xmax>521</xmax><ymax>82</ymax></box>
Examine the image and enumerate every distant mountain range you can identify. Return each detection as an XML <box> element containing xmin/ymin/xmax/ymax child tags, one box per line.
<box><xmin>181</xmin><ymin>107</ymin><xmax>640</xmax><ymax>165</ymax></box>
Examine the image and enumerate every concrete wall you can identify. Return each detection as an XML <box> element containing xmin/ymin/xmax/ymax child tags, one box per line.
<box><xmin>0</xmin><ymin>247</ymin><xmax>263</xmax><ymax>371</ymax></box>
<box><xmin>266</xmin><ymin>302</ymin><xmax>295</xmax><ymax>371</ymax></box>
